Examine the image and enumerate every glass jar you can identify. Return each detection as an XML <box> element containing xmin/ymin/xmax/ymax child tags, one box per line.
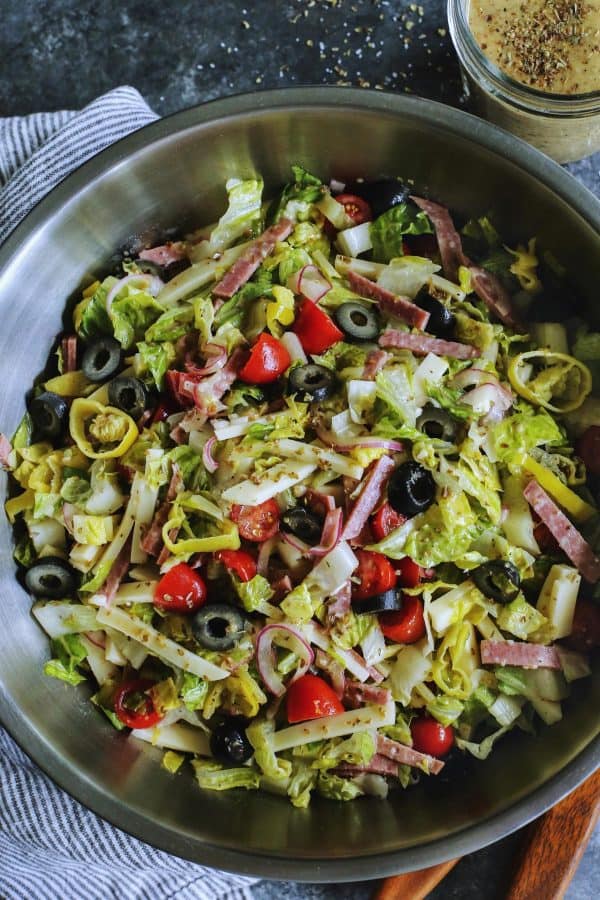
<box><xmin>447</xmin><ymin>0</ymin><xmax>600</xmax><ymax>163</ymax></box>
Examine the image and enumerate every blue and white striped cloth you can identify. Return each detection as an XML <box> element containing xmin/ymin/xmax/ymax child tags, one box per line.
<box><xmin>0</xmin><ymin>86</ymin><xmax>259</xmax><ymax>900</ymax></box>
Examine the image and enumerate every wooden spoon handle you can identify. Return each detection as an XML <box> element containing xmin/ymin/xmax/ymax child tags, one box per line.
<box><xmin>506</xmin><ymin>768</ymin><xmax>600</xmax><ymax>900</ymax></box>
<box><xmin>372</xmin><ymin>858</ymin><xmax>460</xmax><ymax>900</ymax></box>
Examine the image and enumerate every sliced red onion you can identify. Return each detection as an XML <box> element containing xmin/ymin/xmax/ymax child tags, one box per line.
<box><xmin>287</xmin><ymin>264</ymin><xmax>332</xmax><ymax>303</ymax></box>
<box><xmin>105</xmin><ymin>273</ymin><xmax>163</xmax><ymax>313</ymax></box>
<box><xmin>308</xmin><ymin>507</ymin><xmax>343</xmax><ymax>558</ymax></box>
<box><xmin>84</xmin><ymin>630</ymin><xmax>106</xmax><ymax>650</ymax></box>
<box><xmin>280</xmin><ymin>331</ymin><xmax>308</xmax><ymax>365</ymax></box>
<box><xmin>451</xmin><ymin>366</ymin><xmax>489</xmax><ymax>389</ymax></box>
<box><xmin>186</xmin><ymin>343</ymin><xmax>228</xmax><ymax>377</ymax></box>
<box><xmin>202</xmin><ymin>436</ymin><xmax>219</xmax><ymax>473</ymax></box>
<box><xmin>315</xmin><ymin>648</ymin><xmax>346</xmax><ymax>698</ymax></box>
<box><xmin>256</xmin><ymin>624</ymin><xmax>314</xmax><ymax>696</ymax></box>
<box><xmin>62</xmin><ymin>502</ymin><xmax>75</xmax><ymax>534</ymax></box>
<box><xmin>279</xmin><ymin>530</ymin><xmax>311</xmax><ymax>556</ymax></box>
<box><xmin>257</xmin><ymin>536</ymin><xmax>277</xmax><ymax>577</ymax></box>
<box><xmin>462</xmin><ymin>382</ymin><xmax>512</xmax><ymax>419</ymax></box>
<box><xmin>316</xmin><ymin>425</ymin><xmax>404</xmax><ymax>454</ymax></box>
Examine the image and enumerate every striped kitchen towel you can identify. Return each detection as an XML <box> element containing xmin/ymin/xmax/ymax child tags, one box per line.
<box><xmin>0</xmin><ymin>86</ymin><xmax>258</xmax><ymax>900</ymax></box>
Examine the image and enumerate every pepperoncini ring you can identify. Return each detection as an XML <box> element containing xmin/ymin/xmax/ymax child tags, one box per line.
<box><xmin>508</xmin><ymin>350</ymin><xmax>592</xmax><ymax>413</ymax></box>
<box><xmin>69</xmin><ymin>398</ymin><xmax>138</xmax><ymax>459</ymax></box>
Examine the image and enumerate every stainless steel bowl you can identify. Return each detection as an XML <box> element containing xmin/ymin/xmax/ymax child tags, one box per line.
<box><xmin>0</xmin><ymin>88</ymin><xmax>598</xmax><ymax>881</ymax></box>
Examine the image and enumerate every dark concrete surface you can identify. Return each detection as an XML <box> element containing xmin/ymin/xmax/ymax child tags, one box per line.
<box><xmin>1</xmin><ymin>1</ymin><xmax>598</xmax><ymax>897</ymax></box>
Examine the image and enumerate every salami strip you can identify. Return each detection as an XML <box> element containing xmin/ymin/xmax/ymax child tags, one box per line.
<box><xmin>469</xmin><ymin>265</ymin><xmax>524</xmax><ymax>330</ymax></box>
<box><xmin>212</xmin><ymin>218</ymin><xmax>294</xmax><ymax>298</ymax></box>
<box><xmin>481</xmin><ymin>639</ymin><xmax>562</xmax><ymax>670</ymax></box>
<box><xmin>140</xmin><ymin>466</ymin><xmax>183</xmax><ymax>557</ymax></box>
<box><xmin>379</xmin><ymin>329</ymin><xmax>479</xmax><ymax>360</ymax></box>
<box><xmin>524</xmin><ymin>479</ymin><xmax>600</xmax><ymax>583</ymax></box>
<box><xmin>343</xmin><ymin>682</ymin><xmax>392</xmax><ymax>709</ymax></box>
<box><xmin>139</xmin><ymin>242</ymin><xmax>188</xmax><ymax>267</ymax></box>
<box><xmin>0</xmin><ymin>433</ymin><xmax>12</xmax><ymax>468</ymax></box>
<box><xmin>346</xmin><ymin>270</ymin><xmax>430</xmax><ymax>330</ymax></box>
<box><xmin>342</xmin><ymin>456</ymin><xmax>396</xmax><ymax>541</ymax></box>
<box><xmin>362</xmin><ymin>349</ymin><xmax>390</xmax><ymax>379</ymax></box>
<box><xmin>336</xmin><ymin>754</ymin><xmax>399</xmax><ymax>778</ymax></box>
<box><xmin>410</xmin><ymin>195</ymin><xmax>468</xmax><ymax>282</ymax></box>
<box><xmin>61</xmin><ymin>335</ymin><xmax>78</xmax><ymax>373</ymax></box>
<box><xmin>376</xmin><ymin>734</ymin><xmax>445</xmax><ymax>775</ymax></box>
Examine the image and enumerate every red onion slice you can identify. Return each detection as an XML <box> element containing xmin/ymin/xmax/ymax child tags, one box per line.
<box><xmin>202</xmin><ymin>436</ymin><xmax>219</xmax><ymax>473</ymax></box>
<box><xmin>256</xmin><ymin>624</ymin><xmax>315</xmax><ymax>696</ymax></box>
<box><xmin>288</xmin><ymin>264</ymin><xmax>332</xmax><ymax>303</ymax></box>
<box><xmin>84</xmin><ymin>630</ymin><xmax>106</xmax><ymax>650</ymax></box>
<box><xmin>279</xmin><ymin>530</ymin><xmax>311</xmax><ymax>556</ymax></box>
<box><xmin>308</xmin><ymin>507</ymin><xmax>343</xmax><ymax>558</ymax></box>
<box><xmin>305</xmin><ymin>487</ymin><xmax>336</xmax><ymax>514</ymax></box>
<box><xmin>185</xmin><ymin>343</ymin><xmax>228</xmax><ymax>377</ymax></box>
<box><xmin>105</xmin><ymin>273</ymin><xmax>163</xmax><ymax>313</ymax></box>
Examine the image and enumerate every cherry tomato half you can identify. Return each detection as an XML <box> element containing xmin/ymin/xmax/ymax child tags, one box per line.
<box><xmin>231</xmin><ymin>499</ymin><xmax>280</xmax><ymax>542</ymax></box>
<box><xmin>293</xmin><ymin>299</ymin><xmax>344</xmax><ymax>355</ymax></box>
<box><xmin>566</xmin><ymin>598</ymin><xmax>600</xmax><ymax>653</ymax></box>
<box><xmin>396</xmin><ymin>557</ymin><xmax>423</xmax><ymax>589</ymax></box>
<box><xmin>153</xmin><ymin>562</ymin><xmax>207</xmax><ymax>614</ymax></box>
<box><xmin>215</xmin><ymin>549</ymin><xmax>257</xmax><ymax>582</ymax></box>
<box><xmin>576</xmin><ymin>426</ymin><xmax>600</xmax><ymax>476</ymax></box>
<box><xmin>114</xmin><ymin>679</ymin><xmax>163</xmax><ymax>730</ymax></box>
<box><xmin>371</xmin><ymin>502</ymin><xmax>406</xmax><ymax>542</ymax></box>
<box><xmin>286</xmin><ymin>674</ymin><xmax>345</xmax><ymax>723</ymax></box>
<box><xmin>239</xmin><ymin>333</ymin><xmax>291</xmax><ymax>385</ymax></box>
<box><xmin>379</xmin><ymin>596</ymin><xmax>426</xmax><ymax>644</ymax></box>
<box><xmin>352</xmin><ymin>549</ymin><xmax>397</xmax><ymax>602</ymax></box>
<box><xmin>410</xmin><ymin>715</ymin><xmax>454</xmax><ymax>757</ymax></box>
<box><xmin>335</xmin><ymin>193</ymin><xmax>373</xmax><ymax>225</ymax></box>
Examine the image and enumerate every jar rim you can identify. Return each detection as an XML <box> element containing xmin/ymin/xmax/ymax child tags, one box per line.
<box><xmin>447</xmin><ymin>0</ymin><xmax>600</xmax><ymax>114</ymax></box>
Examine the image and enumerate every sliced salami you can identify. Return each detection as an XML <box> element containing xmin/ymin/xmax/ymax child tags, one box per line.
<box><xmin>139</xmin><ymin>242</ymin><xmax>188</xmax><ymax>267</ymax></box>
<box><xmin>410</xmin><ymin>195</ymin><xmax>468</xmax><ymax>282</ymax></box>
<box><xmin>346</xmin><ymin>270</ymin><xmax>430</xmax><ymax>330</ymax></box>
<box><xmin>61</xmin><ymin>335</ymin><xmax>78</xmax><ymax>373</ymax></box>
<box><xmin>343</xmin><ymin>681</ymin><xmax>392</xmax><ymax>708</ymax></box>
<box><xmin>336</xmin><ymin>754</ymin><xmax>399</xmax><ymax>778</ymax></box>
<box><xmin>212</xmin><ymin>218</ymin><xmax>294</xmax><ymax>298</ymax></box>
<box><xmin>379</xmin><ymin>329</ymin><xmax>479</xmax><ymax>360</ymax></box>
<box><xmin>376</xmin><ymin>734</ymin><xmax>445</xmax><ymax>775</ymax></box>
<box><xmin>342</xmin><ymin>456</ymin><xmax>396</xmax><ymax>541</ymax></box>
<box><xmin>362</xmin><ymin>349</ymin><xmax>390</xmax><ymax>380</ymax></box>
<box><xmin>481</xmin><ymin>639</ymin><xmax>561</xmax><ymax>670</ymax></box>
<box><xmin>469</xmin><ymin>265</ymin><xmax>523</xmax><ymax>331</ymax></box>
<box><xmin>523</xmin><ymin>479</ymin><xmax>600</xmax><ymax>583</ymax></box>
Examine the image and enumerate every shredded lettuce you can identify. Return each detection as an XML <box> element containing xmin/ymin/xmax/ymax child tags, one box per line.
<box><xmin>247</xmin><ymin>719</ymin><xmax>293</xmax><ymax>780</ymax></box>
<box><xmin>316</xmin><ymin>772</ymin><xmax>364</xmax><ymax>801</ymax></box>
<box><xmin>426</xmin><ymin>694</ymin><xmax>464</xmax><ymax>726</ymax></box>
<box><xmin>235</xmin><ymin>574</ymin><xmax>275</xmax><ymax>613</ymax></box>
<box><xmin>496</xmin><ymin>594</ymin><xmax>548</xmax><ymax>640</ymax></box>
<box><xmin>313</xmin><ymin>732</ymin><xmax>376</xmax><ymax>771</ymax></box>
<box><xmin>489</xmin><ymin>407</ymin><xmax>564</xmax><ymax>473</ymax></box>
<box><xmin>144</xmin><ymin>304</ymin><xmax>194</xmax><ymax>344</ymax></box>
<box><xmin>213</xmin><ymin>267</ymin><xmax>273</xmax><ymax>330</ymax></box>
<box><xmin>203</xmin><ymin>177</ymin><xmax>264</xmax><ymax>255</ymax></box>
<box><xmin>135</xmin><ymin>341</ymin><xmax>176</xmax><ymax>390</ymax></box>
<box><xmin>375</xmin><ymin>365</ymin><xmax>418</xmax><ymax>427</ymax></box>
<box><xmin>110</xmin><ymin>288</ymin><xmax>164</xmax><ymax>349</ymax></box>
<box><xmin>287</xmin><ymin>761</ymin><xmax>318</xmax><ymax>808</ymax></box>
<box><xmin>271</xmin><ymin>165</ymin><xmax>323</xmax><ymax>223</ymax></box>
<box><xmin>74</xmin><ymin>277</ymin><xmax>115</xmax><ymax>340</ymax></box>
<box><xmin>192</xmin><ymin>759</ymin><xmax>259</xmax><ymax>792</ymax></box>
<box><xmin>370</xmin><ymin>203</ymin><xmax>433</xmax><ymax>263</ymax></box>
<box><xmin>456</xmin><ymin>725</ymin><xmax>510</xmax><ymax>760</ymax></box>
<box><xmin>43</xmin><ymin>634</ymin><xmax>88</xmax><ymax>686</ymax></box>
<box><xmin>179</xmin><ymin>672</ymin><xmax>209</xmax><ymax>711</ymax></box>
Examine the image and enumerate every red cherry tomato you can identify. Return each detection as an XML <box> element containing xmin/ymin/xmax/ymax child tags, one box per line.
<box><xmin>335</xmin><ymin>193</ymin><xmax>372</xmax><ymax>225</ymax></box>
<box><xmin>396</xmin><ymin>557</ymin><xmax>423</xmax><ymax>589</ymax></box>
<box><xmin>114</xmin><ymin>679</ymin><xmax>164</xmax><ymax>730</ymax></box>
<box><xmin>411</xmin><ymin>715</ymin><xmax>454</xmax><ymax>757</ymax></box>
<box><xmin>286</xmin><ymin>674</ymin><xmax>345</xmax><ymax>723</ymax></box>
<box><xmin>566</xmin><ymin>598</ymin><xmax>600</xmax><ymax>653</ymax></box>
<box><xmin>379</xmin><ymin>596</ymin><xmax>426</xmax><ymax>643</ymax></box>
<box><xmin>231</xmin><ymin>499</ymin><xmax>280</xmax><ymax>542</ymax></box>
<box><xmin>215</xmin><ymin>549</ymin><xmax>257</xmax><ymax>582</ymax></box>
<box><xmin>153</xmin><ymin>562</ymin><xmax>207</xmax><ymax>614</ymax></box>
<box><xmin>293</xmin><ymin>299</ymin><xmax>344</xmax><ymax>355</ymax></box>
<box><xmin>576</xmin><ymin>426</ymin><xmax>600</xmax><ymax>476</ymax></box>
<box><xmin>239</xmin><ymin>333</ymin><xmax>291</xmax><ymax>384</ymax></box>
<box><xmin>352</xmin><ymin>549</ymin><xmax>397</xmax><ymax>601</ymax></box>
<box><xmin>371</xmin><ymin>502</ymin><xmax>406</xmax><ymax>541</ymax></box>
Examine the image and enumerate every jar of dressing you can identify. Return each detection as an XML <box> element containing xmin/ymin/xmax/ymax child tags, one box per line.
<box><xmin>447</xmin><ymin>0</ymin><xmax>600</xmax><ymax>162</ymax></box>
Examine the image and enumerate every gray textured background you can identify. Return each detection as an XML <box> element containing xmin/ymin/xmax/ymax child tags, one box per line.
<box><xmin>1</xmin><ymin>0</ymin><xmax>598</xmax><ymax>897</ymax></box>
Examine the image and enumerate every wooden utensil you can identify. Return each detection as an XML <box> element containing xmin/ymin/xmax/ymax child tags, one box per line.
<box><xmin>374</xmin><ymin>769</ymin><xmax>600</xmax><ymax>900</ymax></box>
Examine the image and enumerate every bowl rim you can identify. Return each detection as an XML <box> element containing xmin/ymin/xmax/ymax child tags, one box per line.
<box><xmin>0</xmin><ymin>86</ymin><xmax>599</xmax><ymax>881</ymax></box>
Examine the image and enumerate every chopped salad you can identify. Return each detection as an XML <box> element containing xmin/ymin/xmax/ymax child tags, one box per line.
<box><xmin>2</xmin><ymin>167</ymin><xmax>600</xmax><ymax>806</ymax></box>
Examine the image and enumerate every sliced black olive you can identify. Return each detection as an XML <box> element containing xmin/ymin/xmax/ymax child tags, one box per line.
<box><xmin>353</xmin><ymin>588</ymin><xmax>402</xmax><ymax>615</ymax></box>
<box><xmin>281</xmin><ymin>507</ymin><xmax>323</xmax><ymax>544</ymax></box>
<box><xmin>192</xmin><ymin>603</ymin><xmax>247</xmax><ymax>651</ymax></box>
<box><xmin>334</xmin><ymin>302</ymin><xmax>380</xmax><ymax>342</ymax></box>
<box><xmin>287</xmin><ymin>364</ymin><xmax>337</xmax><ymax>402</ymax></box>
<box><xmin>346</xmin><ymin>178</ymin><xmax>410</xmax><ymax>218</ymax></box>
<box><xmin>81</xmin><ymin>337</ymin><xmax>122</xmax><ymax>382</ymax></box>
<box><xmin>108</xmin><ymin>376</ymin><xmax>149</xmax><ymax>420</ymax></box>
<box><xmin>472</xmin><ymin>561</ymin><xmax>521</xmax><ymax>604</ymax></box>
<box><xmin>388</xmin><ymin>462</ymin><xmax>436</xmax><ymax>518</ymax></box>
<box><xmin>28</xmin><ymin>391</ymin><xmax>68</xmax><ymax>439</ymax></box>
<box><xmin>416</xmin><ymin>290</ymin><xmax>455</xmax><ymax>338</ymax></box>
<box><xmin>210</xmin><ymin>715</ymin><xmax>253</xmax><ymax>764</ymax></box>
<box><xmin>416</xmin><ymin>406</ymin><xmax>459</xmax><ymax>442</ymax></box>
<box><xmin>25</xmin><ymin>557</ymin><xmax>78</xmax><ymax>598</ymax></box>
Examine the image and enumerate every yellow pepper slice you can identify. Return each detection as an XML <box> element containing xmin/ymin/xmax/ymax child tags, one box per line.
<box><xmin>162</xmin><ymin>516</ymin><xmax>240</xmax><ymax>556</ymax></box>
<box><xmin>523</xmin><ymin>455</ymin><xmax>596</xmax><ymax>523</ymax></box>
<box><xmin>44</xmin><ymin>371</ymin><xmax>92</xmax><ymax>398</ymax></box>
<box><xmin>266</xmin><ymin>285</ymin><xmax>295</xmax><ymax>337</ymax></box>
<box><xmin>69</xmin><ymin>398</ymin><xmax>138</xmax><ymax>459</ymax></box>
<box><xmin>508</xmin><ymin>350</ymin><xmax>592</xmax><ymax>413</ymax></box>
<box><xmin>5</xmin><ymin>489</ymin><xmax>35</xmax><ymax>523</ymax></box>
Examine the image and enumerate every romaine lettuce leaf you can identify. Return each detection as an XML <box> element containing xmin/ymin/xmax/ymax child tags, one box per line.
<box><xmin>316</xmin><ymin>772</ymin><xmax>363</xmax><ymax>801</ymax></box>
<box><xmin>43</xmin><ymin>634</ymin><xmax>88</xmax><ymax>686</ymax></box>
<box><xmin>135</xmin><ymin>341</ymin><xmax>176</xmax><ymax>389</ymax></box>
<box><xmin>370</xmin><ymin>203</ymin><xmax>433</xmax><ymax>263</ymax></box>
<box><xmin>204</xmin><ymin>177</ymin><xmax>264</xmax><ymax>255</ymax></box>
<box><xmin>144</xmin><ymin>304</ymin><xmax>194</xmax><ymax>343</ymax></box>
<box><xmin>312</xmin><ymin>732</ymin><xmax>376</xmax><ymax>771</ymax></box>
<box><xmin>213</xmin><ymin>267</ymin><xmax>273</xmax><ymax>330</ymax></box>
<box><xmin>74</xmin><ymin>277</ymin><xmax>115</xmax><ymax>340</ymax></box>
<box><xmin>180</xmin><ymin>671</ymin><xmax>209</xmax><ymax>711</ymax></box>
<box><xmin>110</xmin><ymin>288</ymin><xmax>164</xmax><ymax>348</ymax></box>
<box><xmin>489</xmin><ymin>408</ymin><xmax>564</xmax><ymax>473</ymax></box>
<box><xmin>287</xmin><ymin>761</ymin><xmax>318</xmax><ymax>808</ymax></box>
<box><xmin>192</xmin><ymin>759</ymin><xmax>259</xmax><ymax>791</ymax></box>
<box><xmin>271</xmin><ymin>165</ymin><xmax>323</xmax><ymax>223</ymax></box>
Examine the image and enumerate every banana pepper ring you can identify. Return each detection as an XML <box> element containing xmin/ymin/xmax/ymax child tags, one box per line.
<box><xmin>69</xmin><ymin>398</ymin><xmax>138</xmax><ymax>459</ymax></box>
<box><xmin>508</xmin><ymin>350</ymin><xmax>592</xmax><ymax>414</ymax></box>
